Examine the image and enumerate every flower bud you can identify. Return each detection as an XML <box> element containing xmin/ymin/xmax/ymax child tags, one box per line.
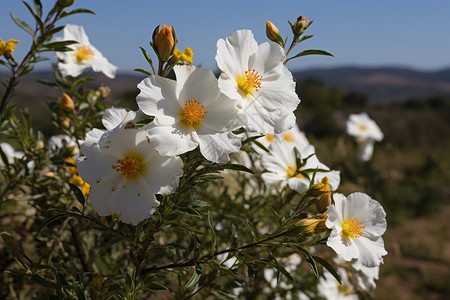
<box><xmin>59</xmin><ymin>93</ymin><xmax>74</xmax><ymax>112</ymax></box>
<box><xmin>309</xmin><ymin>176</ymin><xmax>330</xmax><ymax>197</ymax></box>
<box><xmin>57</xmin><ymin>0</ymin><xmax>76</xmax><ymax>8</ymax></box>
<box><xmin>153</xmin><ymin>25</ymin><xmax>175</xmax><ymax>62</ymax></box>
<box><xmin>317</xmin><ymin>192</ymin><xmax>332</xmax><ymax>213</ymax></box>
<box><xmin>266</xmin><ymin>19</ymin><xmax>280</xmax><ymax>42</ymax></box>
<box><xmin>297</xmin><ymin>217</ymin><xmax>327</xmax><ymax>233</ymax></box>
<box><xmin>98</xmin><ymin>86</ymin><xmax>111</xmax><ymax>98</ymax></box>
<box><xmin>60</xmin><ymin>116</ymin><xmax>70</xmax><ymax>128</ymax></box>
<box><xmin>291</xmin><ymin>15</ymin><xmax>313</xmax><ymax>36</ymax></box>
<box><xmin>35</xmin><ymin>140</ymin><xmax>44</xmax><ymax>150</ymax></box>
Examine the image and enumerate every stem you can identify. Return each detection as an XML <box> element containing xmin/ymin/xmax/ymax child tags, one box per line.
<box><xmin>0</xmin><ymin>4</ymin><xmax>61</xmax><ymax>117</ymax></box>
<box><xmin>70</xmin><ymin>222</ymin><xmax>89</xmax><ymax>272</ymax></box>
<box><xmin>283</xmin><ymin>38</ymin><xmax>299</xmax><ymax>65</ymax></box>
<box><xmin>140</xmin><ymin>229</ymin><xmax>290</xmax><ymax>275</ymax></box>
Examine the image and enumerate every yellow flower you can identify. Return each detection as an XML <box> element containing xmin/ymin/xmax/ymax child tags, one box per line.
<box><xmin>171</xmin><ymin>48</ymin><xmax>194</xmax><ymax>64</ymax></box>
<box><xmin>0</xmin><ymin>39</ymin><xmax>20</xmax><ymax>58</ymax></box>
<box><xmin>65</xmin><ymin>157</ymin><xmax>78</xmax><ymax>175</ymax></box>
<box><xmin>69</xmin><ymin>175</ymin><xmax>90</xmax><ymax>195</ymax></box>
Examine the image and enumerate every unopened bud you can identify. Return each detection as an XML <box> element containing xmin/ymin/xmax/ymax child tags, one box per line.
<box><xmin>318</xmin><ymin>192</ymin><xmax>332</xmax><ymax>213</ymax></box>
<box><xmin>291</xmin><ymin>15</ymin><xmax>313</xmax><ymax>36</ymax></box>
<box><xmin>266</xmin><ymin>19</ymin><xmax>280</xmax><ymax>42</ymax></box>
<box><xmin>59</xmin><ymin>93</ymin><xmax>74</xmax><ymax>112</ymax></box>
<box><xmin>154</xmin><ymin>25</ymin><xmax>175</xmax><ymax>61</ymax></box>
<box><xmin>35</xmin><ymin>140</ymin><xmax>44</xmax><ymax>150</ymax></box>
<box><xmin>57</xmin><ymin>0</ymin><xmax>76</xmax><ymax>8</ymax></box>
<box><xmin>60</xmin><ymin>117</ymin><xmax>70</xmax><ymax>128</ymax></box>
<box><xmin>98</xmin><ymin>86</ymin><xmax>111</xmax><ymax>98</ymax></box>
<box><xmin>297</xmin><ymin>217</ymin><xmax>327</xmax><ymax>233</ymax></box>
<box><xmin>309</xmin><ymin>176</ymin><xmax>330</xmax><ymax>197</ymax></box>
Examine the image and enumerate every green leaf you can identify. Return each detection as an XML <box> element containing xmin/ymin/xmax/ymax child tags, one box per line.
<box><xmin>33</xmin><ymin>0</ymin><xmax>43</xmax><ymax>18</ymax></box>
<box><xmin>265</xmin><ymin>260</ymin><xmax>294</xmax><ymax>282</ymax></box>
<box><xmin>22</xmin><ymin>1</ymin><xmax>44</xmax><ymax>33</ymax></box>
<box><xmin>228</xmin><ymin>223</ymin><xmax>237</xmax><ymax>248</ymax></box>
<box><xmin>69</xmin><ymin>183</ymin><xmax>85</xmax><ymax>207</ymax></box>
<box><xmin>31</xmin><ymin>274</ymin><xmax>57</xmax><ymax>289</ymax></box>
<box><xmin>134</xmin><ymin>68</ymin><xmax>152</xmax><ymax>76</ymax></box>
<box><xmin>10</xmin><ymin>12</ymin><xmax>34</xmax><ymax>35</ymax></box>
<box><xmin>207</xmin><ymin>211</ymin><xmax>216</xmax><ymax>255</ymax></box>
<box><xmin>298</xmin><ymin>34</ymin><xmax>314</xmax><ymax>43</ymax></box>
<box><xmin>147</xmin><ymin>282</ymin><xmax>168</xmax><ymax>291</ymax></box>
<box><xmin>244</xmin><ymin>219</ymin><xmax>258</xmax><ymax>241</ymax></box>
<box><xmin>138</xmin><ymin>46</ymin><xmax>155</xmax><ymax>74</ymax></box>
<box><xmin>313</xmin><ymin>255</ymin><xmax>342</xmax><ymax>284</ymax></box>
<box><xmin>243</xmin><ymin>261</ymin><xmax>255</xmax><ymax>279</ymax></box>
<box><xmin>287</xmin><ymin>49</ymin><xmax>334</xmax><ymax>62</ymax></box>
<box><xmin>185</xmin><ymin>264</ymin><xmax>202</xmax><ymax>288</ymax></box>
<box><xmin>60</xmin><ymin>8</ymin><xmax>95</xmax><ymax>18</ymax></box>
<box><xmin>221</xmin><ymin>163</ymin><xmax>254</xmax><ymax>174</ymax></box>
<box><xmin>294</xmin><ymin>246</ymin><xmax>319</xmax><ymax>278</ymax></box>
<box><xmin>43</xmin><ymin>40</ymin><xmax>78</xmax><ymax>49</ymax></box>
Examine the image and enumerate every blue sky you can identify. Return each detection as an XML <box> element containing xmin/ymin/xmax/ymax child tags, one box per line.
<box><xmin>1</xmin><ymin>0</ymin><xmax>449</xmax><ymax>74</ymax></box>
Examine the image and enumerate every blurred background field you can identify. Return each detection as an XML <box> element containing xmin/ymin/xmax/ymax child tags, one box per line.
<box><xmin>2</xmin><ymin>65</ymin><xmax>450</xmax><ymax>299</ymax></box>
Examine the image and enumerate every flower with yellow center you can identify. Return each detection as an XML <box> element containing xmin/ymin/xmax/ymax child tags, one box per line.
<box><xmin>0</xmin><ymin>39</ymin><xmax>20</xmax><ymax>58</ymax></box>
<box><xmin>261</xmin><ymin>140</ymin><xmax>340</xmax><ymax>194</ymax></box>
<box><xmin>318</xmin><ymin>268</ymin><xmax>359</xmax><ymax>300</ymax></box>
<box><xmin>136</xmin><ymin>65</ymin><xmax>244</xmax><ymax>163</ymax></box>
<box><xmin>77</xmin><ymin>111</ymin><xmax>183</xmax><ymax>225</ymax></box>
<box><xmin>216</xmin><ymin>29</ymin><xmax>300</xmax><ymax>133</ymax></box>
<box><xmin>325</xmin><ymin>193</ymin><xmax>387</xmax><ymax>267</ymax></box>
<box><xmin>56</xmin><ymin>24</ymin><xmax>117</xmax><ymax>78</ymax></box>
<box><xmin>346</xmin><ymin>112</ymin><xmax>383</xmax><ymax>161</ymax></box>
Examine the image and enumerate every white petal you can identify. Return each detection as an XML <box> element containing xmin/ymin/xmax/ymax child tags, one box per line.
<box><xmin>287</xmin><ymin>177</ymin><xmax>309</xmax><ymax>194</ymax></box>
<box><xmin>201</xmin><ymin>93</ymin><xmax>240</xmax><ymax>132</ymax></box>
<box><xmin>216</xmin><ymin>29</ymin><xmax>258</xmax><ymax>76</ymax></box>
<box><xmin>136</xmin><ymin>76</ymin><xmax>180</xmax><ymax>125</ymax></box>
<box><xmin>176</xmin><ymin>66</ymin><xmax>221</xmax><ymax>107</ymax></box>
<box><xmin>64</xmin><ymin>24</ymin><xmax>90</xmax><ymax>45</ymax></box>
<box><xmin>102</xmin><ymin>107</ymin><xmax>129</xmax><ymax>130</ymax></box>
<box><xmin>147</xmin><ymin>123</ymin><xmax>198</xmax><ymax>156</ymax></box>
<box><xmin>354</xmin><ymin>236</ymin><xmax>387</xmax><ymax>267</ymax></box>
<box><xmin>79</xmin><ymin>128</ymin><xmax>105</xmax><ymax>155</ymax></box>
<box><xmin>196</xmin><ymin>129</ymin><xmax>242</xmax><ymax>163</ymax></box>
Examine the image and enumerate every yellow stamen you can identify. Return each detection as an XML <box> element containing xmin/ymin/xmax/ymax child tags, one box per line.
<box><xmin>358</xmin><ymin>124</ymin><xmax>368</xmax><ymax>132</ymax></box>
<box><xmin>281</xmin><ymin>132</ymin><xmax>294</xmax><ymax>144</ymax></box>
<box><xmin>112</xmin><ymin>151</ymin><xmax>146</xmax><ymax>179</ymax></box>
<box><xmin>286</xmin><ymin>164</ymin><xmax>303</xmax><ymax>178</ymax></box>
<box><xmin>265</xmin><ymin>133</ymin><xmax>275</xmax><ymax>143</ymax></box>
<box><xmin>236</xmin><ymin>69</ymin><xmax>262</xmax><ymax>98</ymax></box>
<box><xmin>74</xmin><ymin>45</ymin><xmax>94</xmax><ymax>62</ymax></box>
<box><xmin>341</xmin><ymin>218</ymin><xmax>365</xmax><ymax>240</ymax></box>
<box><xmin>181</xmin><ymin>99</ymin><xmax>207</xmax><ymax>128</ymax></box>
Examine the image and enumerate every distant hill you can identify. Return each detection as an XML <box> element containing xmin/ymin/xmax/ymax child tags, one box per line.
<box><xmin>293</xmin><ymin>66</ymin><xmax>450</xmax><ymax>104</ymax></box>
<box><xmin>2</xmin><ymin>66</ymin><xmax>450</xmax><ymax>107</ymax></box>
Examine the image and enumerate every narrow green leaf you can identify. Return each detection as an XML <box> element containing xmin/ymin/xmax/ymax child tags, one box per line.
<box><xmin>244</xmin><ymin>219</ymin><xmax>258</xmax><ymax>241</ymax></box>
<box><xmin>222</xmin><ymin>163</ymin><xmax>254</xmax><ymax>174</ymax></box>
<box><xmin>243</xmin><ymin>261</ymin><xmax>255</xmax><ymax>279</ymax></box>
<box><xmin>31</xmin><ymin>274</ymin><xmax>57</xmax><ymax>288</ymax></box>
<box><xmin>138</xmin><ymin>46</ymin><xmax>155</xmax><ymax>74</ymax></box>
<box><xmin>294</xmin><ymin>246</ymin><xmax>319</xmax><ymax>278</ymax></box>
<box><xmin>43</xmin><ymin>40</ymin><xmax>78</xmax><ymax>49</ymax></box>
<box><xmin>147</xmin><ymin>282</ymin><xmax>168</xmax><ymax>291</ymax></box>
<box><xmin>265</xmin><ymin>260</ymin><xmax>294</xmax><ymax>282</ymax></box>
<box><xmin>22</xmin><ymin>1</ymin><xmax>44</xmax><ymax>33</ymax></box>
<box><xmin>207</xmin><ymin>211</ymin><xmax>216</xmax><ymax>255</ymax></box>
<box><xmin>298</xmin><ymin>34</ymin><xmax>314</xmax><ymax>43</ymax></box>
<box><xmin>134</xmin><ymin>68</ymin><xmax>152</xmax><ymax>76</ymax></box>
<box><xmin>287</xmin><ymin>49</ymin><xmax>334</xmax><ymax>62</ymax></box>
<box><xmin>69</xmin><ymin>183</ymin><xmax>85</xmax><ymax>207</ymax></box>
<box><xmin>33</xmin><ymin>0</ymin><xmax>43</xmax><ymax>18</ymax></box>
<box><xmin>10</xmin><ymin>12</ymin><xmax>34</xmax><ymax>35</ymax></box>
<box><xmin>185</xmin><ymin>264</ymin><xmax>202</xmax><ymax>288</ymax></box>
<box><xmin>36</xmin><ymin>214</ymin><xmax>69</xmax><ymax>236</ymax></box>
<box><xmin>60</xmin><ymin>8</ymin><xmax>95</xmax><ymax>18</ymax></box>
<box><xmin>228</xmin><ymin>223</ymin><xmax>237</xmax><ymax>248</ymax></box>
<box><xmin>313</xmin><ymin>255</ymin><xmax>342</xmax><ymax>284</ymax></box>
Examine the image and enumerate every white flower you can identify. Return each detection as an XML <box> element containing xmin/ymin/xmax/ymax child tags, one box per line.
<box><xmin>346</xmin><ymin>113</ymin><xmax>383</xmax><ymax>142</ymax></box>
<box><xmin>255</xmin><ymin>124</ymin><xmax>310</xmax><ymax>153</ymax></box>
<box><xmin>261</xmin><ymin>140</ymin><xmax>340</xmax><ymax>194</ymax></box>
<box><xmin>0</xmin><ymin>142</ymin><xmax>24</xmax><ymax>167</ymax></box>
<box><xmin>48</xmin><ymin>134</ymin><xmax>79</xmax><ymax>157</ymax></box>
<box><xmin>136</xmin><ymin>65</ymin><xmax>243</xmax><ymax>163</ymax></box>
<box><xmin>325</xmin><ymin>192</ymin><xmax>387</xmax><ymax>267</ymax></box>
<box><xmin>352</xmin><ymin>260</ymin><xmax>379</xmax><ymax>291</ymax></box>
<box><xmin>56</xmin><ymin>24</ymin><xmax>117</xmax><ymax>78</ymax></box>
<box><xmin>216</xmin><ymin>29</ymin><xmax>300</xmax><ymax>134</ymax></box>
<box><xmin>346</xmin><ymin>113</ymin><xmax>383</xmax><ymax>161</ymax></box>
<box><xmin>77</xmin><ymin>111</ymin><xmax>183</xmax><ymax>225</ymax></box>
<box><xmin>79</xmin><ymin>107</ymin><xmax>128</xmax><ymax>155</ymax></box>
<box><xmin>318</xmin><ymin>268</ymin><xmax>358</xmax><ymax>300</ymax></box>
